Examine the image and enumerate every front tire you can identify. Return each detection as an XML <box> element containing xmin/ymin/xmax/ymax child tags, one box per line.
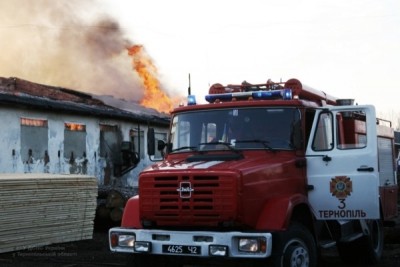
<box><xmin>337</xmin><ymin>219</ymin><xmax>384</xmax><ymax>265</ymax></box>
<box><xmin>270</xmin><ymin>223</ymin><xmax>317</xmax><ymax>267</ymax></box>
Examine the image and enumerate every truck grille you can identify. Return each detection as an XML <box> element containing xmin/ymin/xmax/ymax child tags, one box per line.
<box><xmin>139</xmin><ymin>174</ymin><xmax>238</xmax><ymax>226</ymax></box>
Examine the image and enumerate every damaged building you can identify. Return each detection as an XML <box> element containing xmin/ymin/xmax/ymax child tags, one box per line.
<box><xmin>0</xmin><ymin>77</ymin><xmax>170</xmax><ymax>224</ymax></box>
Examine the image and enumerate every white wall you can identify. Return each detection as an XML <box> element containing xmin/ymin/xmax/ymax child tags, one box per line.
<box><xmin>0</xmin><ymin>106</ymin><xmax>168</xmax><ymax>188</ymax></box>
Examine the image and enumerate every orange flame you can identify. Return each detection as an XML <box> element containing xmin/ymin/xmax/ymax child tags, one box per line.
<box><xmin>128</xmin><ymin>45</ymin><xmax>173</xmax><ymax>113</ymax></box>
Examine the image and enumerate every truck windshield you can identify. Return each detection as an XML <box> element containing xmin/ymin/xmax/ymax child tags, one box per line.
<box><xmin>169</xmin><ymin>107</ymin><xmax>301</xmax><ymax>152</ymax></box>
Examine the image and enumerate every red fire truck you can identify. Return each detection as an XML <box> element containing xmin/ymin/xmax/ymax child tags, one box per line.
<box><xmin>109</xmin><ymin>78</ymin><xmax>398</xmax><ymax>267</ymax></box>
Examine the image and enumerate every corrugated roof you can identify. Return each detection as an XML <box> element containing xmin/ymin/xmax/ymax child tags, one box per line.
<box><xmin>0</xmin><ymin>77</ymin><xmax>170</xmax><ymax>126</ymax></box>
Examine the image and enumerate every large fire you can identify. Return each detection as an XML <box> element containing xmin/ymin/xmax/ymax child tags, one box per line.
<box><xmin>128</xmin><ymin>45</ymin><xmax>173</xmax><ymax>114</ymax></box>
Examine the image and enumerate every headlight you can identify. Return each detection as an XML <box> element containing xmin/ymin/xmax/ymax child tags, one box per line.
<box><xmin>118</xmin><ymin>234</ymin><xmax>136</xmax><ymax>247</ymax></box>
<box><xmin>238</xmin><ymin>237</ymin><xmax>266</xmax><ymax>253</ymax></box>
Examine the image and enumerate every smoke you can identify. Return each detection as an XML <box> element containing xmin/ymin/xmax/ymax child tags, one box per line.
<box><xmin>0</xmin><ymin>0</ymin><xmax>147</xmax><ymax>101</ymax></box>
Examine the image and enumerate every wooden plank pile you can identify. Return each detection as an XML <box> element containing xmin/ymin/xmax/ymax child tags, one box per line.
<box><xmin>0</xmin><ymin>173</ymin><xmax>98</xmax><ymax>254</ymax></box>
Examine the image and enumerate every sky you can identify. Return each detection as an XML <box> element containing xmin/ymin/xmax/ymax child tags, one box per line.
<box><xmin>106</xmin><ymin>0</ymin><xmax>400</xmax><ymax>121</ymax></box>
<box><xmin>1</xmin><ymin>0</ymin><xmax>399</xmax><ymax>125</ymax></box>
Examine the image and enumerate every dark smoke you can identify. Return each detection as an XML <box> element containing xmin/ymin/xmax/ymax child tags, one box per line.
<box><xmin>0</xmin><ymin>0</ymin><xmax>145</xmax><ymax>101</ymax></box>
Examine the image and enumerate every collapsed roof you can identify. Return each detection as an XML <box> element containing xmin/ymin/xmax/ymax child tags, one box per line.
<box><xmin>0</xmin><ymin>77</ymin><xmax>170</xmax><ymax>126</ymax></box>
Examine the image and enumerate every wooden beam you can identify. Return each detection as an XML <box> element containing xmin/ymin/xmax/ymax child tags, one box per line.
<box><xmin>0</xmin><ymin>173</ymin><xmax>98</xmax><ymax>254</ymax></box>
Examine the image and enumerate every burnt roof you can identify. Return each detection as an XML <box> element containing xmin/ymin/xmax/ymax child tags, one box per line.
<box><xmin>0</xmin><ymin>77</ymin><xmax>170</xmax><ymax>126</ymax></box>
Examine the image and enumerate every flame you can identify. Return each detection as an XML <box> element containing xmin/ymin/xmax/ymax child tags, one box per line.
<box><xmin>65</xmin><ymin>122</ymin><xmax>86</xmax><ymax>131</ymax></box>
<box><xmin>128</xmin><ymin>45</ymin><xmax>173</xmax><ymax>113</ymax></box>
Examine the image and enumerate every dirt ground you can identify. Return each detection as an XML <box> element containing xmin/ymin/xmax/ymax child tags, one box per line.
<box><xmin>0</xmin><ymin>225</ymin><xmax>399</xmax><ymax>267</ymax></box>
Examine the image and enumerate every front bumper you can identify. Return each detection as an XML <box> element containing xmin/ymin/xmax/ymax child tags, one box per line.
<box><xmin>109</xmin><ymin>227</ymin><xmax>272</xmax><ymax>258</ymax></box>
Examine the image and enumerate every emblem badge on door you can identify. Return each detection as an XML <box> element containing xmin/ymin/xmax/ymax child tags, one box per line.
<box><xmin>330</xmin><ymin>176</ymin><xmax>352</xmax><ymax>199</ymax></box>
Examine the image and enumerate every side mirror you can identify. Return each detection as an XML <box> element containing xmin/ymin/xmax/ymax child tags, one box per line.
<box><xmin>147</xmin><ymin>128</ymin><xmax>155</xmax><ymax>156</ymax></box>
<box><xmin>157</xmin><ymin>140</ymin><xmax>166</xmax><ymax>151</ymax></box>
<box><xmin>157</xmin><ymin>140</ymin><xmax>166</xmax><ymax>158</ymax></box>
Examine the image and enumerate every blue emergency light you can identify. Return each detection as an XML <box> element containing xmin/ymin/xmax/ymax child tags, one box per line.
<box><xmin>252</xmin><ymin>89</ymin><xmax>292</xmax><ymax>100</ymax></box>
<box><xmin>205</xmin><ymin>93</ymin><xmax>233</xmax><ymax>103</ymax></box>
<box><xmin>205</xmin><ymin>89</ymin><xmax>293</xmax><ymax>103</ymax></box>
<box><xmin>187</xmin><ymin>95</ymin><xmax>197</xmax><ymax>105</ymax></box>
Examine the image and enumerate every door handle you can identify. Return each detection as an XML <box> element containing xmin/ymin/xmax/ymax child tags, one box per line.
<box><xmin>322</xmin><ymin>155</ymin><xmax>332</xmax><ymax>162</ymax></box>
<box><xmin>357</xmin><ymin>167</ymin><xmax>374</xmax><ymax>172</ymax></box>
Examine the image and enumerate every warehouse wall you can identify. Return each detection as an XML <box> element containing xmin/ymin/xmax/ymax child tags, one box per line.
<box><xmin>0</xmin><ymin>106</ymin><xmax>168</xmax><ymax>188</ymax></box>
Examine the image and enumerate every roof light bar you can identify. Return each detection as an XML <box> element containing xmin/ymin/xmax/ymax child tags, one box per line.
<box><xmin>205</xmin><ymin>89</ymin><xmax>293</xmax><ymax>103</ymax></box>
<box><xmin>205</xmin><ymin>93</ymin><xmax>233</xmax><ymax>103</ymax></box>
<box><xmin>252</xmin><ymin>89</ymin><xmax>292</xmax><ymax>100</ymax></box>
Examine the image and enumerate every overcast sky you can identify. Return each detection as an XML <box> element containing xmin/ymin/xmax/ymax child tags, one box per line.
<box><xmin>105</xmin><ymin>0</ymin><xmax>400</xmax><ymax>119</ymax></box>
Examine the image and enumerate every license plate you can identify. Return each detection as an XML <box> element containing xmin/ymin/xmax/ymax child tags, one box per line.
<box><xmin>162</xmin><ymin>245</ymin><xmax>201</xmax><ymax>255</ymax></box>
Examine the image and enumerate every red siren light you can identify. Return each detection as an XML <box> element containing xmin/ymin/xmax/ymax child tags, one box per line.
<box><xmin>284</xmin><ymin>79</ymin><xmax>337</xmax><ymax>105</ymax></box>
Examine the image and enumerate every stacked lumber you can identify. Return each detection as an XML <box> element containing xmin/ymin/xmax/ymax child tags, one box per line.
<box><xmin>0</xmin><ymin>173</ymin><xmax>98</xmax><ymax>254</ymax></box>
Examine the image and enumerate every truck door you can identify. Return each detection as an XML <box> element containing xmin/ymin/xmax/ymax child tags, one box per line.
<box><xmin>306</xmin><ymin>105</ymin><xmax>380</xmax><ymax>220</ymax></box>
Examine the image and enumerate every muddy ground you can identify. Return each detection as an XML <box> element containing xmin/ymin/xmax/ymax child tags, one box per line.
<box><xmin>0</xmin><ymin>225</ymin><xmax>399</xmax><ymax>267</ymax></box>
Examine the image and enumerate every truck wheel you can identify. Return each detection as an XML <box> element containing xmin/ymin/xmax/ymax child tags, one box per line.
<box><xmin>337</xmin><ymin>219</ymin><xmax>383</xmax><ymax>264</ymax></box>
<box><xmin>270</xmin><ymin>223</ymin><xmax>317</xmax><ymax>267</ymax></box>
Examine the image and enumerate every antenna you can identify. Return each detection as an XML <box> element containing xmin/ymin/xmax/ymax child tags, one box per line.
<box><xmin>188</xmin><ymin>73</ymin><xmax>191</xmax><ymax>96</ymax></box>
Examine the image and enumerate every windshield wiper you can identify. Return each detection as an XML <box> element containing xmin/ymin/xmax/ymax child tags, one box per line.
<box><xmin>171</xmin><ymin>146</ymin><xmax>198</xmax><ymax>152</ymax></box>
<box><xmin>234</xmin><ymin>139</ymin><xmax>275</xmax><ymax>150</ymax></box>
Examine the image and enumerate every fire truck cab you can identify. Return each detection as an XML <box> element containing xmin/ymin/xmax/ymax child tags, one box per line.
<box><xmin>109</xmin><ymin>78</ymin><xmax>398</xmax><ymax>267</ymax></box>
